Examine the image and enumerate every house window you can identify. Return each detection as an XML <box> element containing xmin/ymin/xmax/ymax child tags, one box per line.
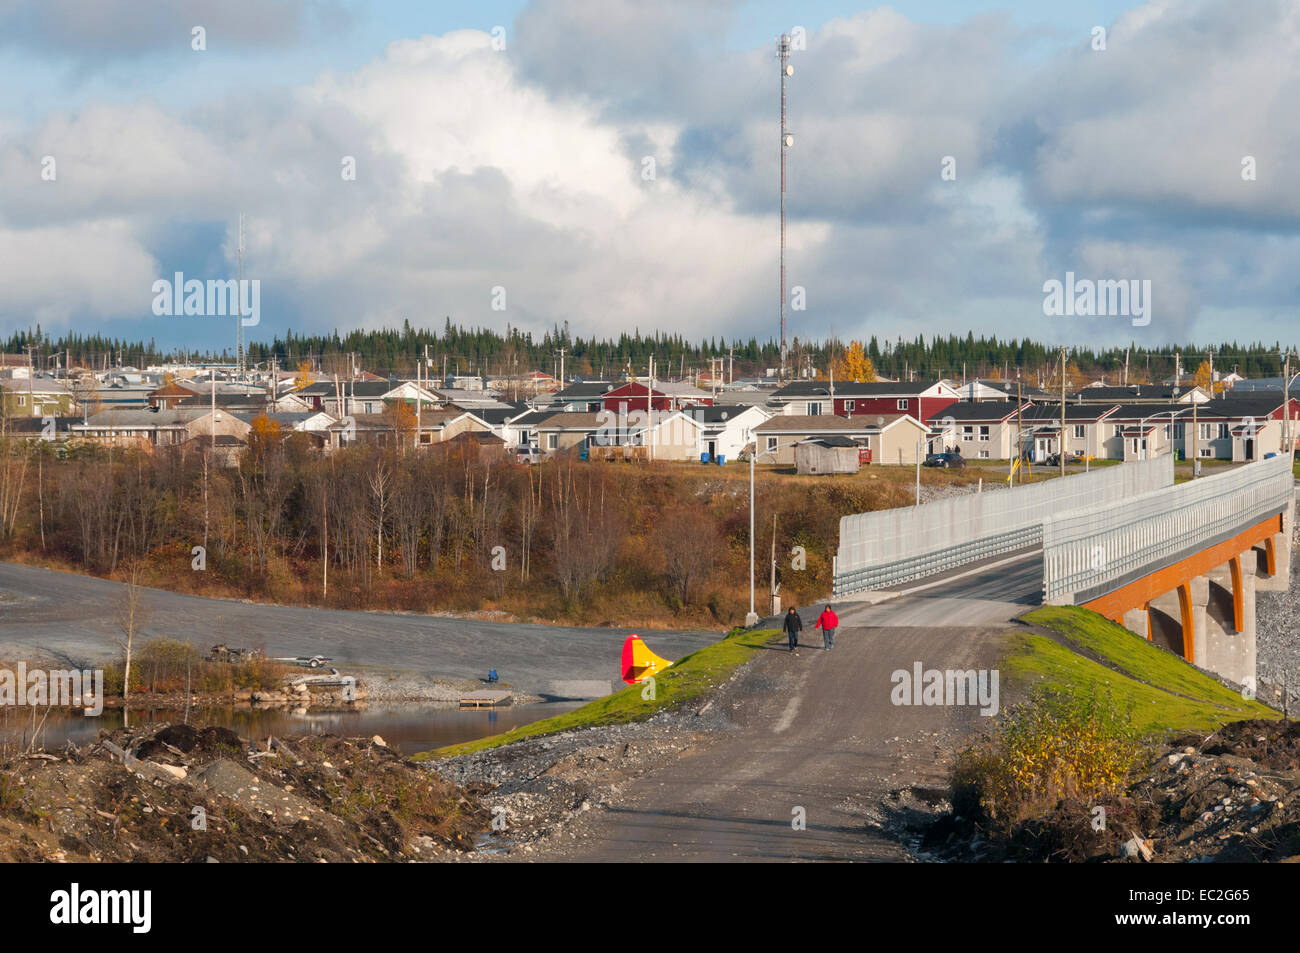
<box><xmin>843</xmin><ymin>400</ymin><xmax>855</xmax><ymax>412</ymax></box>
<box><xmin>766</xmin><ymin>436</ymin><xmax>778</xmax><ymax>452</ymax></box>
<box><xmin>1219</xmin><ymin>423</ymin><xmax>1230</xmax><ymax>439</ymax></box>
<box><xmin>896</xmin><ymin>399</ymin><xmax>908</xmax><ymax>411</ymax></box>
<box><xmin>807</xmin><ymin>402</ymin><xmax>822</xmax><ymax>416</ymax></box>
<box><xmin>962</xmin><ymin>425</ymin><xmax>973</xmax><ymax>438</ymax></box>
<box><xmin>546</xmin><ymin>433</ymin><xmax>558</xmax><ymax>451</ymax></box>
<box><xmin>1113</xmin><ymin>424</ymin><xmax>1122</xmax><ymax>437</ymax></box>
<box><xmin>17</xmin><ymin>395</ymin><xmax>25</xmax><ymax>406</ymax></box>
<box><xmin>419</xmin><ymin>432</ymin><xmax>432</xmax><ymax>445</ymax></box>
<box><xmin>979</xmin><ymin>426</ymin><xmax>990</xmax><ymax>441</ymax></box>
<box><xmin>1072</xmin><ymin>425</ymin><xmax>1085</xmax><ymax>439</ymax></box>
<box><xmin>979</xmin><ymin>450</ymin><xmax>990</xmax><ymax>459</ymax></box>
<box><xmin>1199</xmin><ymin>447</ymin><xmax>1213</xmax><ymax>458</ymax></box>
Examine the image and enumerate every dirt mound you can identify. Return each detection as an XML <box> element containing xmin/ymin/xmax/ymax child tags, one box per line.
<box><xmin>923</xmin><ymin>719</ymin><xmax>1300</xmax><ymax>863</ymax></box>
<box><xmin>0</xmin><ymin>722</ymin><xmax>488</xmax><ymax>862</ymax></box>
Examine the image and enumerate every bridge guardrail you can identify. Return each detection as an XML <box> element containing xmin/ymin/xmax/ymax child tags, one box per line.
<box><xmin>833</xmin><ymin>455</ymin><xmax>1172</xmax><ymax>596</ymax></box>
<box><xmin>833</xmin><ymin>524</ymin><xmax>1042</xmax><ymax>595</ymax></box>
<box><xmin>1042</xmin><ymin>455</ymin><xmax>1293</xmax><ymax>603</ymax></box>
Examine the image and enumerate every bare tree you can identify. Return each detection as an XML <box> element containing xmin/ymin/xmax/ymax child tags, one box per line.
<box><xmin>659</xmin><ymin>507</ymin><xmax>722</xmax><ymax>606</ymax></box>
<box><xmin>115</xmin><ymin>561</ymin><xmax>151</xmax><ymax>725</ymax></box>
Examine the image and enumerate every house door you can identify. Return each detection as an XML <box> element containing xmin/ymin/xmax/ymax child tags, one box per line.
<box><xmin>1245</xmin><ymin>438</ymin><xmax>1255</xmax><ymax>460</ymax></box>
<box><xmin>1034</xmin><ymin>437</ymin><xmax>1049</xmax><ymax>461</ymax></box>
<box><xmin>707</xmin><ymin>440</ymin><xmax>717</xmax><ymax>458</ymax></box>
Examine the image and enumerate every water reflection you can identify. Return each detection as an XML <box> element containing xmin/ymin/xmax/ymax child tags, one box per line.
<box><xmin>0</xmin><ymin>701</ymin><xmax>582</xmax><ymax>756</ymax></box>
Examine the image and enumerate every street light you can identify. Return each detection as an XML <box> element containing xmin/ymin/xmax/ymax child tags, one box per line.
<box><xmin>1135</xmin><ymin>409</ymin><xmax>1183</xmax><ymax>461</ymax></box>
<box><xmin>746</xmin><ymin>435</ymin><xmax>807</xmax><ymax>625</ymax></box>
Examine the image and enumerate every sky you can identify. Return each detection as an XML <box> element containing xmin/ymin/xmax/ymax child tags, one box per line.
<box><xmin>1</xmin><ymin>0</ymin><xmax>1296</xmax><ymax>355</ymax></box>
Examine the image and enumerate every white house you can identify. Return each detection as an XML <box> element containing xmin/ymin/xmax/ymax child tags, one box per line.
<box><xmin>688</xmin><ymin>404</ymin><xmax>771</xmax><ymax>462</ymax></box>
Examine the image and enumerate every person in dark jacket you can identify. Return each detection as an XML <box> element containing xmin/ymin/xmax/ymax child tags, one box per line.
<box><xmin>783</xmin><ymin>607</ymin><xmax>803</xmax><ymax>651</ymax></box>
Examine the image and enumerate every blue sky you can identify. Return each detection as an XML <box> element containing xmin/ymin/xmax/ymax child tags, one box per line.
<box><xmin>3</xmin><ymin>0</ymin><xmax>1298</xmax><ymax>356</ymax></box>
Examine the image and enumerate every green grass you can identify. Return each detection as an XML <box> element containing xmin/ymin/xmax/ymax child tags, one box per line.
<box><xmin>412</xmin><ymin>627</ymin><xmax>779</xmax><ymax>761</ymax></box>
<box><xmin>1006</xmin><ymin>606</ymin><xmax>1276</xmax><ymax>734</ymax></box>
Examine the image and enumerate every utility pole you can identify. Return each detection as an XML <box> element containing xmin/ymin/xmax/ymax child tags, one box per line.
<box><xmin>1285</xmin><ymin>350</ymin><xmax>1293</xmax><ymax>459</ymax></box>
<box><xmin>1192</xmin><ymin>384</ymin><xmax>1199</xmax><ymax>476</ymax></box>
<box><xmin>555</xmin><ymin>347</ymin><xmax>567</xmax><ymax>386</ymax></box>
<box><xmin>777</xmin><ymin>33</ymin><xmax>794</xmax><ymax>377</ymax></box>
<box><xmin>1016</xmin><ymin>375</ymin><xmax>1024</xmax><ymax>485</ymax></box>
<box><xmin>1060</xmin><ymin>346</ymin><xmax>1067</xmax><ymax>481</ymax></box>
<box><xmin>23</xmin><ymin>344</ymin><xmax>36</xmax><ymax>414</ymax></box>
<box><xmin>1124</xmin><ymin>347</ymin><xmax>1130</xmax><ymax>387</ymax></box>
<box><xmin>236</xmin><ymin>213</ymin><xmax>245</xmax><ymax>379</ymax></box>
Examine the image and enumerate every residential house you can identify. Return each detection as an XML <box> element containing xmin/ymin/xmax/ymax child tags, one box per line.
<box><xmin>752</xmin><ymin>413</ymin><xmax>930</xmax><ymax>466</ymax></box>
<box><xmin>74</xmin><ymin>407</ymin><xmax>251</xmax><ymax>451</ymax></box>
<box><xmin>547</xmin><ymin>381</ymin><xmax>616</xmax><ymax>411</ymax></box>
<box><xmin>534</xmin><ymin>410</ymin><xmax>704</xmax><ymax>461</ymax></box>
<box><xmin>1019</xmin><ymin>403</ymin><xmax>1121</xmax><ymax>461</ymax></box>
<box><xmin>768</xmin><ymin>379</ymin><xmax>960</xmax><ymax>421</ymax></box>
<box><xmin>0</xmin><ymin>376</ymin><xmax>73</xmax><ymax>418</ymax></box>
<box><xmin>927</xmin><ymin>401</ymin><xmax>1028</xmax><ymax>460</ymax></box>
<box><xmin>687</xmin><ymin>404</ymin><xmax>771</xmax><ymax>462</ymax></box>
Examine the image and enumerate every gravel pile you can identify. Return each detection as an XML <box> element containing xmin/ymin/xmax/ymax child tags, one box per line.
<box><xmin>1254</xmin><ymin>517</ymin><xmax>1300</xmax><ymax>711</ymax></box>
<box><xmin>429</xmin><ymin>705</ymin><xmax>731</xmax><ymax>856</ymax></box>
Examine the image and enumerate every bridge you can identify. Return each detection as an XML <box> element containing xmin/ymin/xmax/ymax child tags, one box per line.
<box><xmin>834</xmin><ymin>454</ymin><xmax>1295</xmax><ymax>686</ymax></box>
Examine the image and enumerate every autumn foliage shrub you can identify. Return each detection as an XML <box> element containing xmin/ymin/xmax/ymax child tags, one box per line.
<box><xmin>952</xmin><ymin>688</ymin><xmax>1144</xmax><ymax>832</ymax></box>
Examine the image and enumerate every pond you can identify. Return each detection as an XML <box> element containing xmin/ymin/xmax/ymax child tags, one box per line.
<box><xmin>0</xmin><ymin>701</ymin><xmax>583</xmax><ymax>757</ymax></box>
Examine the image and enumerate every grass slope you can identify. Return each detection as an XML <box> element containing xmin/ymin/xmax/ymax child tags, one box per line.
<box><xmin>413</xmin><ymin>627</ymin><xmax>778</xmax><ymax>761</ymax></box>
<box><xmin>1007</xmin><ymin>606</ymin><xmax>1276</xmax><ymax>734</ymax></box>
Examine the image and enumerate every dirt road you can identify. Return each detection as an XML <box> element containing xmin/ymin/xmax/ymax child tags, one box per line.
<box><xmin>533</xmin><ymin>556</ymin><xmax>1040</xmax><ymax>861</ymax></box>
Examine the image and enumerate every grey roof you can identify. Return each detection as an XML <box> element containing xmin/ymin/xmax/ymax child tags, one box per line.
<box><xmin>771</xmin><ymin>379</ymin><xmax>945</xmax><ymax>399</ymax></box>
<box><xmin>1102</xmin><ymin>403</ymin><xmax>1187</xmax><ymax>421</ymax></box>
<box><xmin>509</xmin><ymin>410</ymin><xmax>561</xmax><ymax>427</ymax></box>
<box><xmin>683</xmin><ymin>404</ymin><xmax>763</xmax><ymax>424</ymax></box>
<box><xmin>551</xmin><ymin>381</ymin><xmax>616</xmax><ymax>401</ymax></box>
<box><xmin>926</xmin><ymin>401</ymin><xmax>1026</xmax><ymax>423</ymax></box>
<box><xmin>800</xmin><ymin>435</ymin><xmax>859</xmax><ymax>448</ymax></box>
<box><xmin>1022</xmin><ymin>403</ymin><xmax>1120</xmax><ymax>422</ymax></box>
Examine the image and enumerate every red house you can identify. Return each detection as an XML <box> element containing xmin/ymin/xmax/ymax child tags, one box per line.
<box><xmin>771</xmin><ymin>379</ymin><xmax>960</xmax><ymax>422</ymax></box>
<box><xmin>602</xmin><ymin>382</ymin><xmax>672</xmax><ymax>415</ymax></box>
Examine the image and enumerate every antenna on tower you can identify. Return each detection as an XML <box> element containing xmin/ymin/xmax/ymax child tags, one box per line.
<box><xmin>236</xmin><ymin>213</ymin><xmax>245</xmax><ymax>379</ymax></box>
<box><xmin>777</xmin><ymin>34</ymin><xmax>794</xmax><ymax>379</ymax></box>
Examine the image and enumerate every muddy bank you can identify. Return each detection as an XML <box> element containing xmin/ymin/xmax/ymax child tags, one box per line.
<box><xmin>0</xmin><ymin>722</ymin><xmax>487</xmax><ymax>862</ymax></box>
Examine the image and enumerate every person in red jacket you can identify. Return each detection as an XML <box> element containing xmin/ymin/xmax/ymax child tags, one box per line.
<box><xmin>814</xmin><ymin>605</ymin><xmax>839</xmax><ymax>651</ymax></box>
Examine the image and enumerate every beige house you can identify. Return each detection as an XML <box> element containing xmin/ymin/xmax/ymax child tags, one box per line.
<box><xmin>752</xmin><ymin>413</ymin><xmax>929</xmax><ymax>466</ymax></box>
<box><xmin>535</xmin><ymin>410</ymin><xmax>704</xmax><ymax>461</ymax></box>
<box><xmin>74</xmin><ymin>408</ymin><xmax>250</xmax><ymax>451</ymax></box>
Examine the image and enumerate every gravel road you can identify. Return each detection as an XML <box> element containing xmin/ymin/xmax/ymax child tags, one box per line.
<box><xmin>0</xmin><ymin>562</ymin><xmax>720</xmax><ymax>695</ymax></box>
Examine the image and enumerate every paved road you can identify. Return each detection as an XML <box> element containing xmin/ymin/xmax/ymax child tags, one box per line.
<box><xmin>543</xmin><ymin>555</ymin><xmax>1042</xmax><ymax>861</ymax></box>
<box><xmin>0</xmin><ymin>563</ymin><xmax>720</xmax><ymax>694</ymax></box>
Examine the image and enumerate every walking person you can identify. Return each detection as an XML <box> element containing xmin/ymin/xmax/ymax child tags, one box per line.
<box><xmin>814</xmin><ymin>605</ymin><xmax>839</xmax><ymax>650</ymax></box>
<box><xmin>783</xmin><ymin>606</ymin><xmax>803</xmax><ymax>652</ymax></box>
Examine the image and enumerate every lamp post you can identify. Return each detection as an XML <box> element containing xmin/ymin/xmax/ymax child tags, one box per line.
<box><xmin>1135</xmin><ymin>409</ymin><xmax>1182</xmax><ymax>462</ymax></box>
<box><xmin>747</xmin><ymin>436</ymin><xmax>804</xmax><ymax>625</ymax></box>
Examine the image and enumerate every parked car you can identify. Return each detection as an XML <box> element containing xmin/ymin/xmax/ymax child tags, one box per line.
<box><xmin>923</xmin><ymin>451</ymin><xmax>966</xmax><ymax>469</ymax></box>
<box><xmin>515</xmin><ymin>446</ymin><xmax>542</xmax><ymax>464</ymax></box>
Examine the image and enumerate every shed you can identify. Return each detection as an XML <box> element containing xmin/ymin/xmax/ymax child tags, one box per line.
<box><xmin>794</xmin><ymin>436</ymin><xmax>861</xmax><ymax>475</ymax></box>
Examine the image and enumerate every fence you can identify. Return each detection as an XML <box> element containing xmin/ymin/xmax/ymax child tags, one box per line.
<box><xmin>1042</xmin><ymin>454</ymin><xmax>1294</xmax><ymax>602</ymax></box>
<box><xmin>833</xmin><ymin>455</ymin><xmax>1173</xmax><ymax>596</ymax></box>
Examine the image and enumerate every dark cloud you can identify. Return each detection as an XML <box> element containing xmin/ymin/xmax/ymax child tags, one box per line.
<box><xmin>0</xmin><ymin>0</ymin><xmax>348</xmax><ymax>59</ymax></box>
